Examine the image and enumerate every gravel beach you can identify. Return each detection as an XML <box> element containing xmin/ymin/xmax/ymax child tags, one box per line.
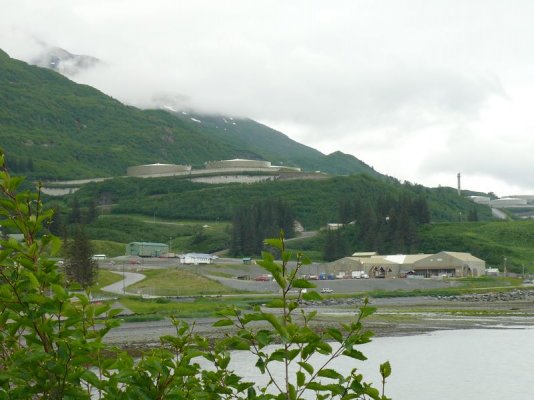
<box><xmin>104</xmin><ymin>293</ymin><xmax>534</xmax><ymax>351</ymax></box>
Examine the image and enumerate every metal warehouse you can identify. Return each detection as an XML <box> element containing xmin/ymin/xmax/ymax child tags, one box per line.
<box><xmin>126</xmin><ymin>242</ymin><xmax>169</xmax><ymax>257</ymax></box>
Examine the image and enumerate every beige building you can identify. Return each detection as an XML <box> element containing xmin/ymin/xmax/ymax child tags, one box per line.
<box><xmin>412</xmin><ymin>251</ymin><xmax>486</xmax><ymax>277</ymax></box>
<box><xmin>328</xmin><ymin>251</ymin><xmax>486</xmax><ymax>278</ymax></box>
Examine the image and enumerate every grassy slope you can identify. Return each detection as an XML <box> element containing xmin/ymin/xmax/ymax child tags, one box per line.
<box><xmin>126</xmin><ymin>268</ymin><xmax>236</xmax><ymax>296</ymax></box>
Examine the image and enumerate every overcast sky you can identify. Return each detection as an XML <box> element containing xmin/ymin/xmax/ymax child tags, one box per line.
<box><xmin>2</xmin><ymin>1</ymin><xmax>534</xmax><ymax>196</ymax></box>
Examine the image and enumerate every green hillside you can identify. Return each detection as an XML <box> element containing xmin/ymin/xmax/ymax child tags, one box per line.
<box><xmin>61</xmin><ymin>174</ymin><xmax>491</xmax><ymax>230</ymax></box>
<box><xmin>0</xmin><ymin>49</ymin><xmax>379</xmax><ymax>180</ymax></box>
<box><xmin>417</xmin><ymin>220</ymin><xmax>534</xmax><ymax>269</ymax></box>
<box><xmin>0</xmin><ymin>49</ymin><xmax>235</xmax><ymax>179</ymax></box>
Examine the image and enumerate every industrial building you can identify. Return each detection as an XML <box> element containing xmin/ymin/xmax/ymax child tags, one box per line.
<box><xmin>327</xmin><ymin>251</ymin><xmax>486</xmax><ymax>278</ymax></box>
<box><xmin>126</xmin><ymin>242</ymin><xmax>169</xmax><ymax>257</ymax></box>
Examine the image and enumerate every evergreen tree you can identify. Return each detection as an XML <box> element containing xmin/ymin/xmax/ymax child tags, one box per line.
<box><xmin>323</xmin><ymin>229</ymin><xmax>349</xmax><ymax>261</ymax></box>
<box><xmin>468</xmin><ymin>207</ymin><xmax>479</xmax><ymax>222</ymax></box>
<box><xmin>230</xmin><ymin>199</ymin><xmax>295</xmax><ymax>256</ymax></box>
<box><xmin>323</xmin><ymin>229</ymin><xmax>338</xmax><ymax>261</ymax></box>
<box><xmin>48</xmin><ymin>206</ymin><xmax>64</xmax><ymax>236</ymax></box>
<box><xmin>68</xmin><ymin>196</ymin><xmax>82</xmax><ymax>224</ymax></box>
<box><xmin>85</xmin><ymin>199</ymin><xmax>98</xmax><ymax>224</ymax></box>
<box><xmin>64</xmin><ymin>226</ymin><xmax>98</xmax><ymax>289</ymax></box>
<box><xmin>338</xmin><ymin>199</ymin><xmax>354</xmax><ymax>224</ymax></box>
<box><xmin>413</xmin><ymin>194</ymin><xmax>431</xmax><ymax>224</ymax></box>
<box><xmin>8</xmin><ymin>157</ymin><xmax>18</xmax><ymax>172</ymax></box>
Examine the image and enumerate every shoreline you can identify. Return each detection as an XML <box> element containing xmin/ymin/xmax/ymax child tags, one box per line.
<box><xmin>104</xmin><ymin>295</ymin><xmax>534</xmax><ymax>353</ymax></box>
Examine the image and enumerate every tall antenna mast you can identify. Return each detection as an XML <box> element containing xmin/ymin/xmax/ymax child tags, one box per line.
<box><xmin>457</xmin><ymin>172</ymin><xmax>461</xmax><ymax>196</ymax></box>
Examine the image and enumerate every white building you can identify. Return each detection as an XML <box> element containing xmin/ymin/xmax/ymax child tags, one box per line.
<box><xmin>179</xmin><ymin>253</ymin><xmax>218</xmax><ymax>265</ymax></box>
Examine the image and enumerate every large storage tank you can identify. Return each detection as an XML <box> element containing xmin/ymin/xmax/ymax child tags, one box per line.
<box><xmin>490</xmin><ymin>197</ymin><xmax>528</xmax><ymax>207</ymax></box>
<box><xmin>205</xmin><ymin>159</ymin><xmax>271</xmax><ymax>169</ymax></box>
<box><xmin>127</xmin><ymin>163</ymin><xmax>191</xmax><ymax>177</ymax></box>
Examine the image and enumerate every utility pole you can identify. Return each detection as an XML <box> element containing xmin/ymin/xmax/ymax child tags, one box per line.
<box><xmin>122</xmin><ymin>261</ymin><xmax>125</xmax><ymax>294</ymax></box>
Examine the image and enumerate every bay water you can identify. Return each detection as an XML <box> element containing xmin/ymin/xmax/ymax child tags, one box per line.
<box><xmin>228</xmin><ymin>327</ymin><xmax>534</xmax><ymax>399</ymax></box>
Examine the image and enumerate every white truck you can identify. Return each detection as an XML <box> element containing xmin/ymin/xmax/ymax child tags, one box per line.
<box><xmin>351</xmin><ymin>271</ymin><xmax>369</xmax><ymax>279</ymax></box>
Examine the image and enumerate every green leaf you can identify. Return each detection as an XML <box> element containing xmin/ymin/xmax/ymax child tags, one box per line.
<box><xmin>302</xmin><ymin>291</ymin><xmax>322</xmax><ymax>301</ymax></box>
<box><xmin>315</xmin><ymin>341</ymin><xmax>333</xmax><ymax>355</ymax></box>
<box><xmin>51</xmin><ymin>284</ymin><xmax>68</xmax><ymax>301</ymax></box>
<box><xmin>272</xmin><ymin>272</ymin><xmax>287</xmax><ymax>290</ymax></box>
<box><xmin>288</xmin><ymin>383</ymin><xmax>297</xmax><ymax>400</ymax></box>
<box><xmin>265</xmin><ymin>299</ymin><xmax>285</xmax><ymax>308</ymax></box>
<box><xmin>218</xmin><ymin>354</ymin><xmax>231</xmax><ymax>369</ymax></box>
<box><xmin>255</xmin><ymin>357</ymin><xmax>266</xmax><ymax>374</ymax></box>
<box><xmin>268</xmin><ymin>349</ymin><xmax>286</xmax><ymax>362</ymax></box>
<box><xmin>282</xmin><ymin>250</ymin><xmax>292</xmax><ymax>263</ymax></box>
<box><xmin>212</xmin><ymin>319</ymin><xmax>234</xmax><ymax>327</ymax></box>
<box><xmin>264</xmin><ymin>238</ymin><xmax>283</xmax><ymax>251</ymax></box>
<box><xmin>380</xmin><ymin>360</ymin><xmax>392</xmax><ymax>379</ymax></box>
<box><xmin>297</xmin><ymin>370</ymin><xmax>305</xmax><ymax>387</ymax></box>
<box><xmin>288</xmin><ymin>300</ymin><xmax>299</xmax><ymax>312</ymax></box>
<box><xmin>256</xmin><ymin>330</ymin><xmax>272</xmax><ymax>347</ymax></box>
<box><xmin>359</xmin><ymin>305</ymin><xmax>376</xmax><ymax>319</ymax></box>
<box><xmin>216</xmin><ymin>307</ymin><xmax>239</xmax><ymax>317</ymax></box>
<box><xmin>343</xmin><ymin>348</ymin><xmax>368</xmax><ymax>361</ymax></box>
<box><xmin>291</xmin><ymin>279</ymin><xmax>316</xmax><ymax>289</ymax></box>
<box><xmin>300</xmin><ymin>255</ymin><xmax>312</xmax><ymax>265</ymax></box>
<box><xmin>318</xmin><ymin>368</ymin><xmax>343</xmax><ymax>380</ymax></box>
<box><xmin>326</xmin><ymin>327</ymin><xmax>343</xmax><ymax>343</ymax></box>
<box><xmin>106</xmin><ymin>308</ymin><xmax>123</xmax><ymax>318</ymax></box>
<box><xmin>306</xmin><ymin>381</ymin><xmax>325</xmax><ymax>391</ymax></box>
<box><xmin>298</xmin><ymin>361</ymin><xmax>314</xmax><ymax>375</ymax></box>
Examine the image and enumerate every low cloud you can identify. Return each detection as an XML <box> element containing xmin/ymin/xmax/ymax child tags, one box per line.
<box><xmin>1</xmin><ymin>1</ymin><xmax>533</xmax><ymax>195</ymax></box>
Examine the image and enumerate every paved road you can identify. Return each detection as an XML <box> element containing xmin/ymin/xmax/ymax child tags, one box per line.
<box><xmin>101</xmin><ymin>271</ymin><xmax>146</xmax><ymax>295</ymax></box>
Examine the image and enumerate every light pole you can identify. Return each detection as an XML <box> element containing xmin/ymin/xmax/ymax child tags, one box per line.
<box><xmin>122</xmin><ymin>261</ymin><xmax>125</xmax><ymax>294</ymax></box>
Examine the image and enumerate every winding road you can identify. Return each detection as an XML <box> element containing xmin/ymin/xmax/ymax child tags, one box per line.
<box><xmin>101</xmin><ymin>271</ymin><xmax>146</xmax><ymax>296</ymax></box>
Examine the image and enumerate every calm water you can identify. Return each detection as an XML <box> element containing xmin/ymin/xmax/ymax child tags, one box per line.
<box><xmin>229</xmin><ymin>327</ymin><xmax>534</xmax><ymax>399</ymax></box>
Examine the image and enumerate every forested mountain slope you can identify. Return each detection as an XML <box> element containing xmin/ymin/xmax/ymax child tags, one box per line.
<box><xmin>0</xmin><ymin>49</ymin><xmax>379</xmax><ymax>180</ymax></box>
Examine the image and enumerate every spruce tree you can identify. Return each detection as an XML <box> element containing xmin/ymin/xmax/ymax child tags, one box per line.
<box><xmin>64</xmin><ymin>226</ymin><xmax>98</xmax><ymax>289</ymax></box>
<box><xmin>68</xmin><ymin>196</ymin><xmax>82</xmax><ymax>224</ymax></box>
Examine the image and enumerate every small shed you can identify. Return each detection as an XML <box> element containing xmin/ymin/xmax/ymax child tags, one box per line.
<box><xmin>126</xmin><ymin>242</ymin><xmax>169</xmax><ymax>257</ymax></box>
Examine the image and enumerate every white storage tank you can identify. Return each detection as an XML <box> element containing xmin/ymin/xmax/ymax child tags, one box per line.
<box><xmin>127</xmin><ymin>163</ymin><xmax>191</xmax><ymax>177</ymax></box>
<box><xmin>205</xmin><ymin>159</ymin><xmax>271</xmax><ymax>169</ymax></box>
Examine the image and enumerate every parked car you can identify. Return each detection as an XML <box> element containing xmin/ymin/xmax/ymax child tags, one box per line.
<box><xmin>320</xmin><ymin>288</ymin><xmax>334</xmax><ymax>294</ymax></box>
